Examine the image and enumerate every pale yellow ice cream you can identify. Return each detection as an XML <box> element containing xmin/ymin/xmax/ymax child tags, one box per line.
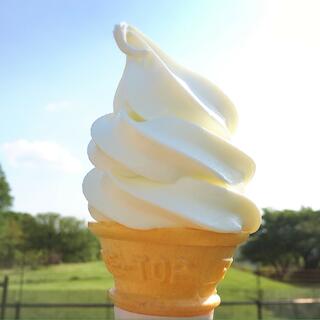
<box><xmin>83</xmin><ymin>22</ymin><xmax>261</xmax><ymax>234</ymax></box>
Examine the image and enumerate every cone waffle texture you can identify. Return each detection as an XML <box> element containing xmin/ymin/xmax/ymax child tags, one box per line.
<box><xmin>89</xmin><ymin>221</ymin><xmax>248</xmax><ymax>317</ymax></box>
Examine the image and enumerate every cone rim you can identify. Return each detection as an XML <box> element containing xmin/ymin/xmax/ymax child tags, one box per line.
<box><xmin>88</xmin><ymin>221</ymin><xmax>248</xmax><ymax>247</ymax></box>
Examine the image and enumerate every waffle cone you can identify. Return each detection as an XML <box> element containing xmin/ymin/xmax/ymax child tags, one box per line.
<box><xmin>89</xmin><ymin>221</ymin><xmax>248</xmax><ymax>317</ymax></box>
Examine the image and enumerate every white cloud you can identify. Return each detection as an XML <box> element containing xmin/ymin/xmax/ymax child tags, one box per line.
<box><xmin>2</xmin><ymin>140</ymin><xmax>83</xmax><ymax>173</ymax></box>
<box><xmin>45</xmin><ymin>101</ymin><xmax>74</xmax><ymax>112</ymax></box>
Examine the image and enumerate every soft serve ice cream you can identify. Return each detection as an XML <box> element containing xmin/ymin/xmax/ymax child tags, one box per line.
<box><xmin>84</xmin><ymin>23</ymin><xmax>262</xmax><ymax>318</ymax></box>
<box><xmin>83</xmin><ymin>22</ymin><xmax>261</xmax><ymax>234</ymax></box>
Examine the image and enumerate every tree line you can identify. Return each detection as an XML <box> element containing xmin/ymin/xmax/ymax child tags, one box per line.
<box><xmin>241</xmin><ymin>207</ymin><xmax>320</xmax><ymax>278</ymax></box>
<box><xmin>0</xmin><ymin>211</ymin><xmax>100</xmax><ymax>268</ymax></box>
<box><xmin>0</xmin><ymin>164</ymin><xmax>319</xmax><ymax>277</ymax></box>
<box><xmin>0</xmin><ymin>165</ymin><xmax>100</xmax><ymax>268</ymax></box>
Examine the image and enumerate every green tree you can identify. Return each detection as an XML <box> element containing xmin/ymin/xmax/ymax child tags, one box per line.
<box><xmin>0</xmin><ymin>211</ymin><xmax>39</xmax><ymax>267</ymax></box>
<box><xmin>0</xmin><ymin>212</ymin><xmax>24</xmax><ymax>267</ymax></box>
<box><xmin>58</xmin><ymin>216</ymin><xmax>100</xmax><ymax>262</ymax></box>
<box><xmin>294</xmin><ymin>207</ymin><xmax>320</xmax><ymax>269</ymax></box>
<box><xmin>0</xmin><ymin>211</ymin><xmax>100</xmax><ymax>268</ymax></box>
<box><xmin>241</xmin><ymin>209</ymin><xmax>300</xmax><ymax>277</ymax></box>
<box><xmin>29</xmin><ymin>213</ymin><xmax>100</xmax><ymax>264</ymax></box>
<box><xmin>0</xmin><ymin>165</ymin><xmax>13</xmax><ymax>211</ymax></box>
<box><xmin>241</xmin><ymin>208</ymin><xmax>320</xmax><ymax>277</ymax></box>
<box><xmin>31</xmin><ymin>213</ymin><xmax>62</xmax><ymax>264</ymax></box>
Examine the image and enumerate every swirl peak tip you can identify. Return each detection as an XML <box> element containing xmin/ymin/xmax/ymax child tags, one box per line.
<box><xmin>113</xmin><ymin>22</ymin><xmax>128</xmax><ymax>33</ymax></box>
<box><xmin>113</xmin><ymin>22</ymin><xmax>149</xmax><ymax>57</ymax></box>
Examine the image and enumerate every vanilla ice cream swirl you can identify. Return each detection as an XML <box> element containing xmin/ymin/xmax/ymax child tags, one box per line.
<box><xmin>83</xmin><ymin>23</ymin><xmax>261</xmax><ymax>233</ymax></box>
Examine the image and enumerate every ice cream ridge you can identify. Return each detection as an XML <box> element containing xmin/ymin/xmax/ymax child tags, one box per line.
<box><xmin>83</xmin><ymin>22</ymin><xmax>261</xmax><ymax>319</ymax></box>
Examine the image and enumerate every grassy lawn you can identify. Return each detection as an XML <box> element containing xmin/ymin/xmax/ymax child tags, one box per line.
<box><xmin>1</xmin><ymin>261</ymin><xmax>319</xmax><ymax>320</ymax></box>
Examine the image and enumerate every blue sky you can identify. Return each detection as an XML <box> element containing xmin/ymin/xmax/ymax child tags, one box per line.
<box><xmin>1</xmin><ymin>0</ymin><xmax>320</xmax><ymax>220</ymax></box>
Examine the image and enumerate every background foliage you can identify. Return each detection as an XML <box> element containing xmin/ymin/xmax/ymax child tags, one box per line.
<box><xmin>1</xmin><ymin>163</ymin><xmax>320</xmax><ymax>278</ymax></box>
<box><xmin>0</xmin><ymin>164</ymin><xmax>100</xmax><ymax>268</ymax></box>
<box><xmin>241</xmin><ymin>208</ymin><xmax>320</xmax><ymax>278</ymax></box>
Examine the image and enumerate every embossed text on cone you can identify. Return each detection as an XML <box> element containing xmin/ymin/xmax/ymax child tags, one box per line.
<box><xmin>89</xmin><ymin>221</ymin><xmax>248</xmax><ymax>317</ymax></box>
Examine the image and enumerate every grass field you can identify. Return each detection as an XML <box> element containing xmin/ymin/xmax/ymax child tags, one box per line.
<box><xmin>1</xmin><ymin>261</ymin><xmax>319</xmax><ymax>320</ymax></box>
